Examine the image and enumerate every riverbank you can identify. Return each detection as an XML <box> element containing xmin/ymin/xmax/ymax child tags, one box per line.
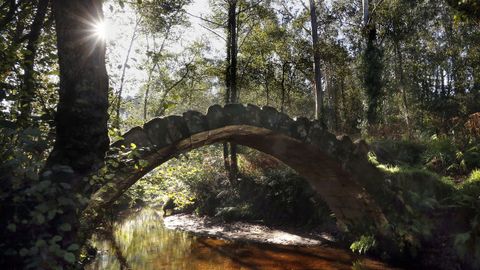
<box><xmin>163</xmin><ymin>213</ymin><xmax>336</xmax><ymax>246</ymax></box>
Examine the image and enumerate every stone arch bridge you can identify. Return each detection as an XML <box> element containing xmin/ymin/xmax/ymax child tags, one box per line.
<box><xmin>84</xmin><ymin>104</ymin><xmax>389</xmax><ymax>230</ymax></box>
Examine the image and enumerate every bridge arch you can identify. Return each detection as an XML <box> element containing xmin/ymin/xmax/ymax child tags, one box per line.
<box><xmin>85</xmin><ymin>104</ymin><xmax>388</xmax><ymax>230</ymax></box>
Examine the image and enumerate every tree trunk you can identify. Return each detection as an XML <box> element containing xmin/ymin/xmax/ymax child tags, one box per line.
<box><xmin>223</xmin><ymin>1</ymin><xmax>233</xmax><ymax>176</ymax></box>
<box><xmin>309</xmin><ymin>0</ymin><xmax>324</xmax><ymax>122</ymax></box>
<box><xmin>17</xmin><ymin>0</ymin><xmax>49</xmax><ymax>126</ymax></box>
<box><xmin>229</xmin><ymin>0</ymin><xmax>238</xmax><ymax>104</ymax></box>
<box><xmin>281</xmin><ymin>62</ymin><xmax>286</xmax><ymax>113</ymax></box>
<box><xmin>35</xmin><ymin>0</ymin><xmax>109</xmax><ymax>266</ymax></box>
<box><xmin>225</xmin><ymin>0</ymin><xmax>238</xmax><ymax>181</ymax></box>
<box><xmin>362</xmin><ymin>0</ymin><xmax>382</xmax><ymax>127</ymax></box>
<box><xmin>47</xmin><ymin>0</ymin><xmax>109</xmax><ymax>176</ymax></box>
<box><xmin>144</xmin><ymin>29</ymin><xmax>171</xmax><ymax>122</ymax></box>
<box><xmin>362</xmin><ymin>0</ymin><xmax>369</xmax><ymax>26</ymax></box>
<box><xmin>394</xmin><ymin>41</ymin><xmax>412</xmax><ymax>138</ymax></box>
<box><xmin>115</xmin><ymin>18</ymin><xmax>140</xmax><ymax>131</ymax></box>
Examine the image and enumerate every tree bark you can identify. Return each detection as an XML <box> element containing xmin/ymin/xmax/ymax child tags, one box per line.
<box><xmin>223</xmin><ymin>1</ymin><xmax>233</xmax><ymax>175</ymax></box>
<box><xmin>362</xmin><ymin>0</ymin><xmax>382</xmax><ymax>126</ymax></box>
<box><xmin>26</xmin><ymin>0</ymin><xmax>110</xmax><ymax>266</ymax></box>
<box><xmin>362</xmin><ymin>0</ymin><xmax>369</xmax><ymax>26</ymax></box>
<box><xmin>281</xmin><ymin>62</ymin><xmax>287</xmax><ymax>113</ymax></box>
<box><xmin>309</xmin><ymin>0</ymin><xmax>324</xmax><ymax>123</ymax></box>
<box><xmin>229</xmin><ymin>0</ymin><xmax>238</xmax><ymax>103</ymax></box>
<box><xmin>47</xmin><ymin>0</ymin><xmax>109</xmax><ymax>179</ymax></box>
<box><xmin>225</xmin><ymin>0</ymin><xmax>239</xmax><ymax>181</ymax></box>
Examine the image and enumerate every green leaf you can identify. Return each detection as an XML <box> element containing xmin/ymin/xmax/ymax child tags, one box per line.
<box><xmin>63</xmin><ymin>252</ymin><xmax>75</xmax><ymax>263</ymax></box>
<box><xmin>35</xmin><ymin>239</ymin><xmax>46</xmax><ymax>248</ymax></box>
<box><xmin>59</xmin><ymin>223</ymin><xmax>72</xmax><ymax>232</ymax></box>
<box><xmin>51</xmin><ymin>235</ymin><xmax>62</xmax><ymax>243</ymax></box>
<box><xmin>67</xmin><ymin>244</ymin><xmax>80</xmax><ymax>251</ymax></box>
<box><xmin>35</xmin><ymin>213</ymin><xmax>45</xmax><ymax>224</ymax></box>
<box><xmin>139</xmin><ymin>159</ymin><xmax>149</xmax><ymax>168</ymax></box>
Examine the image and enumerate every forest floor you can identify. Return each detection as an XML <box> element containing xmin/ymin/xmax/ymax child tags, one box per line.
<box><xmin>163</xmin><ymin>213</ymin><xmax>337</xmax><ymax>246</ymax></box>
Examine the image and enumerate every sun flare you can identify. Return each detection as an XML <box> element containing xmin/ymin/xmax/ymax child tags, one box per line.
<box><xmin>92</xmin><ymin>20</ymin><xmax>109</xmax><ymax>40</ymax></box>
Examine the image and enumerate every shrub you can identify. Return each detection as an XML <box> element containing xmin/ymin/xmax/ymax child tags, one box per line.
<box><xmin>350</xmin><ymin>235</ymin><xmax>377</xmax><ymax>254</ymax></box>
<box><xmin>371</xmin><ymin>139</ymin><xmax>426</xmax><ymax>166</ymax></box>
<box><xmin>446</xmin><ymin>170</ymin><xmax>480</xmax><ymax>268</ymax></box>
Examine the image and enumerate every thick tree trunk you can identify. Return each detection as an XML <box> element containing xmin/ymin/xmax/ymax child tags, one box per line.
<box><xmin>309</xmin><ymin>0</ymin><xmax>324</xmax><ymax>122</ymax></box>
<box><xmin>47</xmin><ymin>0</ymin><xmax>109</xmax><ymax>176</ymax></box>
<box><xmin>26</xmin><ymin>0</ymin><xmax>110</xmax><ymax>266</ymax></box>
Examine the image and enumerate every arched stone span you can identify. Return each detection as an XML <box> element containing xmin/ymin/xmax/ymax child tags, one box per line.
<box><xmin>85</xmin><ymin>104</ymin><xmax>388</xmax><ymax>230</ymax></box>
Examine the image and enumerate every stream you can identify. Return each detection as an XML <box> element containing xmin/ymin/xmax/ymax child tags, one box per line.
<box><xmin>87</xmin><ymin>208</ymin><xmax>400</xmax><ymax>270</ymax></box>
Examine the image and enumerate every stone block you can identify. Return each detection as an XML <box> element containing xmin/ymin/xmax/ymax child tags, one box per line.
<box><xmin>244</xmin><ymin>104</ymin><xmax>262</xmax><ymax>127</ymax></box>
<box><xmin>112</xmin><ymin>127</ymin><xmax>152</xmax><ymax>149</ymax></box>
<box><xmin>165</xmin><ymin>115</ymin><xmax>190</xmax><ymax>142</ymax></box>
<box><xmin>354</xmin><ymin>139</ymin><xmax>369</xmax><ymax>158</ymax></box>
<box><xmin>183</xmin><ymin>110</ymin><xmax>208</xmax><ymax>134</ymax></box>
<box><xmin>290</xmin><ymin>117</ymin><xmax>311</xmax><ymax>140</ymax></box>
<box><xmin>206</xmin><ymin>104</ymin><xmax>225</xmax><ymax>129</ymax></box>
<box><xmin>276</xmin><ymin>112</ymin><xmax>294</xmax><ymax>135</ymax></box>
<box><xmin>143</xmin><ymin>117</ymin><xmax>171</xmax><ymax>149</ymax></box>
<box><xmin>223</xmin><ymin>103</ymin><xmax>247</xmax><ymax>125</ymax></box>
<box><xmin>259</xmin><ymin>106</ymin><xmax>280</xmax><ymax>130</ymax></box>
<box><xmin>335</xmin><ymin>135</ymin><xmax>355</xmax><ymax>161</ymax></box>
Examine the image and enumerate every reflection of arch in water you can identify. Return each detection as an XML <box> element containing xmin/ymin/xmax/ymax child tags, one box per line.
<box><xmin>86</xmin><ymin>104</ymin><xmax>388</xmax><ymax>229</ymax></box>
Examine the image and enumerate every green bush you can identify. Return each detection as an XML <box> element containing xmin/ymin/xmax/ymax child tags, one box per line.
<box><xmin>460</xmin><ymin>169</ymin><xmax>480</xmax><ymax>196</ymax></box>
<box><xmin>371</xmin><ymin>139</ymin><xmax>426</xmax><ymax>166</ymax></box>
<box><xmin>350</xmin><ymin>234</ymin><xmax>377</xmax><ymax>254</ymax></box>
<box><xmin>422</xmin><ymin>136</ymin><xmax>458</xmax><ymax>173</ymax></box>
<box><xmin>448</xmin><ymin>170</ymin><xmax>480</xmax><ymax>268</ymax></box>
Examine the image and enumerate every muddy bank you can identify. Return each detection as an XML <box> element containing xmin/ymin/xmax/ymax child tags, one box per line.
<box><xmin>163</xmin><ymin>213</ymin><xmax>336</xmax><ymax>246</ymax></box>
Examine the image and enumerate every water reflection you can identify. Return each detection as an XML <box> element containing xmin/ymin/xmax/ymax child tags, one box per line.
<box><xmin>87</xmin><ymin>208</ymin><xmax>399</xmax><ymax>270</ymax></box>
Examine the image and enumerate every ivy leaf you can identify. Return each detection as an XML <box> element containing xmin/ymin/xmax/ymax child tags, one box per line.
<box><xmin>63</xmin><ymin>252</ymin><xmax>75</xmax><ymax>263</ymax></box>
<box><xmin>59</xmin><ymin>223</ymin><xmax>72</xmax><ymax>232</ymax></box>
<box><xmin>51</xmin><ymin>235</ymin><xmax>62</xmax><ymax>243</ymax></box>
<box><xmin>67</xmin><ymin>244</ymin><xmax>80</xmax><ymax>251</ymax></box>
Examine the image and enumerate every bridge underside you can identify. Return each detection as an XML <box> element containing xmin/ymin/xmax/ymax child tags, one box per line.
<box><xmin>84</xmin><ymin>104</ymin><xmax>388</xmax><ymax>231</ymax></box>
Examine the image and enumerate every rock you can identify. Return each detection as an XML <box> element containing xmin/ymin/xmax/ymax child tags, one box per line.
<box><xmin>112</xmin><ymin>126</ymin><xmax>152</xmax><ymax>149</ymax></box>
<box><xmin>259</xmin><ymin>106</ymin><xmax>280</xmax><ymax>130</ymax></box>
<box><xmin>223</xmin><ymin>103</ymin><xmax>247</xmax><ymax>125</ymax></box>
<box><xmin>244</xmin><ymin>104</ymin><xmax>262</xmax><ymax>127</ymax></box>
<box><xmin>183</xmin><ymin>110</ymin><xmax>208</xmax><ymax>134</ymax></box>
<box><xmin>206</xmin><ymin>104</ymin><xmax>225</xmax><ymax>129</ymax></box>
<box><xmin>143</xmin><ymin>117</ymin><xmax>172</xmax><ymax>149</ymax></box>
<box><xmin>290</xmin><ymin>117</ymin><xmax>311</xmax><ymax>141</ymax></box>
<box><xmin>276</xmin><ymin>112</ymin><xmax>294</xmax><ymax>135</ymax></box>
<box><xmin>165</xmin><ymin>115</ymin><xmax>189</xmax><ymax>142</ymax></box>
